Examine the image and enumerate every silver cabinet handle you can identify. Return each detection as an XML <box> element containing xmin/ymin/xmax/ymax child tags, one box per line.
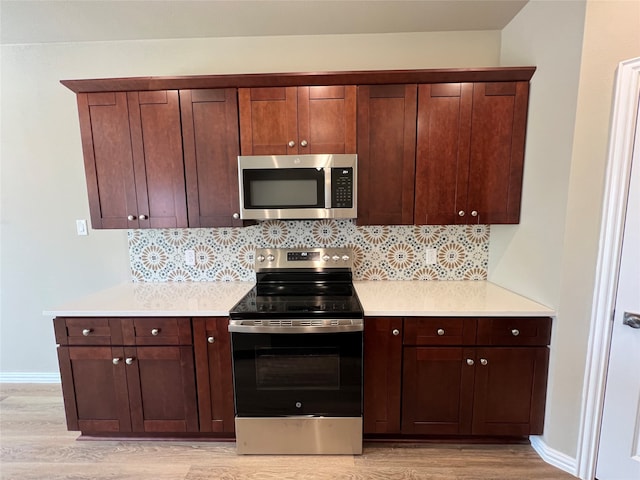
<box><xmin>511</xmin><ymin>329</ymin><xmax>520</xmax><ymax>336</ymax></box>
<box><xmin>623</xmin><ymin>312</ymin><xmax>640</xmax><ymax>329</ymax></box>
<box><xmin>300</xmin><ymin>140</ymin><xmax>308</xmax><ymax>147</ymax></box>
<box><xmin>112</xmin><ymin>358</ymin><xmax>121</xmax><ymax>365</ymax></box>
<box><xmin>207</xmin><ymin>336</ymin><xmax>215</xmax><ymax>344</ymax></box>
<box><xmin>288</xmin><ymin>141</ymin><xmax>295</xmax><ymax>148</ymax></box>
<box><xmin>458</xmin><ymin>210</ymin><xmax>465</xmax><ymax>217</ymax></box>
<box><xmin>437</xmin><ymin>328</ymin><xmax>445</xmax><ymax>336</ymax></box>
<box><xmin>466</xmin><ymin>359</ymin><xmax>474</xmax><ymax>366</ymax></box>
<box><xmin>471</xmin><ymin>210</ymin><xmax>478</xmax><ymax>217</ymax></box>
<box><xmin>125</xmin><ymin>357</ymin><xmax>134</xmax><ymax>365</ymax></box>
<box><xmin>151</xmin><ymin>328</ymin><xmax>160</xmax><ymax>336</ymax></box>
<box><xmin>392</xmin><ymin>329</ymin><xmax>400</xmax><ymax>336</ymax></box>
<box><xmin>127</xmin><ymin>215</ymin><xmax>136</xmax><ymax>221</ymax></box>
<box><xmin>232</xmin><ymin>213</ymin><xmax>240</xmax><ymax>219</ymax></box>
<box><xmin>480</xmin><ymin>358</ymin><xmax>488</xmax><ymax>366</ymax></box>
<box><xmin>82</xmin><ymin>328</ymin><xmax>92</xmax><ymax>336</ymax></box>
<box><xmin>138</xmin><ymin>214</ymin><xmax>148</xmax><ymax>220</ymax></box>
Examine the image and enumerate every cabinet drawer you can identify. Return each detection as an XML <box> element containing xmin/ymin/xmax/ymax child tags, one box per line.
<box><xmin>403</xmin><ymin>318</ymin><xmax>476</xmax><ymax>345</ymax></box>
<box><xmin>54</xmin><ymin>317</ymin><xmax>122</xmax><ymax>346</ymax></box>
<box><xmin>126</xmin><ymin>318</ymin><xmax>192</xmax><ymax>346</ymax></box>
<box><xmin>476</xmin><ymin>317</ymin><xmax>551</xmax><ymax>346</ymax></box>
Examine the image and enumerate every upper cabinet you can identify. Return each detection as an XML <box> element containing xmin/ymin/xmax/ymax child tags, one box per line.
<box><xmin>357</xmin><ymin>85</ymin><xmax>417</xmax><ymax>226</ymax></box>
<box><xmin>415</xmin><ymin>82</ymin><xmax>530</xmax><ymax>225</ymax></box>
<box><xmin>238</xmin><ymin>86</ymin><xmax>357</xmax><ymax>155</ymax></box>
<box><xmin>78</xmin><ymin>90</ymin><xmax>187</xmax><ymax>229</ymax></box>
<box><xmin>180</xmin><ymin>89</ymin><xmax>243</xmax><ymax>227</ymax></box>
<box><xmin>63</xmin><ymin>67</ymin><xmax>535</xmax><ymax>229</ymax></box>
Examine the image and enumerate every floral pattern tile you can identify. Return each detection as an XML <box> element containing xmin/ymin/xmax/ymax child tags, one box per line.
<box><xmin>128</xmin><ymin>220</ymin><xmax>490</xmax><ymax>282</ymax></box>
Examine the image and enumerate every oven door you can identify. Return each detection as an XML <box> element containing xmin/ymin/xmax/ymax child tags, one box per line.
<box><xmin>230</xmin><ymin>330</ymin><xmax>362</xmax><ymax>417</ymax></box>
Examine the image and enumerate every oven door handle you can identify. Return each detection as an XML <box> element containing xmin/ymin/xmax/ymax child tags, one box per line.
<box><xmin>228</xmin><ymin>323</ymin><xmax>363</xmax><ymax>334</ymax></box>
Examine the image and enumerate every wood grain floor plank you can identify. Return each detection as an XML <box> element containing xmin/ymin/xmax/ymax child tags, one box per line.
<box><xmin>0</xmin><ymin>384</ymin><xmax>575</xmax><ymax>480</ymax></box>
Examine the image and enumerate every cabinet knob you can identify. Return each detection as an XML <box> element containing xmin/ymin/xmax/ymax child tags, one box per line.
<box><xmin>82</xmin><ymin>328</ymin><xmax>92</xmax><ymax>336</ymax></box>
<box><xmin>112</xmin><ymin>358</ymin><xmax>121</xmax><ymax>365</ymax></box>
<box><xmin>151</xmin><ymin>328</ymin><xmax>160</xmax><ymax>336</ymax></box>
<box><xmin>300</xmin><ymin>139</ymin><xmax>308</xmax><ymax>147</ymax></box>
<box><xmin>138</xmin><ymin>214</ymin><xmax>148</xmax><ymax>220</ymax></box>
<box><xmin>437</xmin><ymin>328</ymin><xmax>445</xmax><ymax>336</ymax></box>
<box><xmin>466</xmin><ymin>358</ymin><xmax>474</xmax><ymax>366</ymax></box>
<box><xmin>458</xmin><ymin>210</ymin><xmax>465</xmax><ymax>217</ymax></box>
<box><xmin>125</xmin><ymin>357</ymin><xmax>135</xmax><ymax>365</ymax></box>
<box><xmin>127</xmin><ymin>215</ymin><xmax>136</xmax><ymax>221</ymax></box>
<box><xmin>288</xmin><ymin>141</ymin><xmax>296</xmax><ymax>148</ymax></box>
<box><xmin>511</xmin><ymin>328</ymin><xmax>520</xmax><ymax>336</ymax></box>
<box><xmin>232</xmin><ymin>213</ymin><xmax>240</xmax><ymax>219</ymax></box>
<box><xmin>480</xmin><ymin>358</ymin><xmax>488</xmax><ymax>366</ymax></box>
<box><xmin>471</xmin><ymin>210</ymin><xmax>478</xmax><ymax>217</ymax></box>
<box><xmin>392</xmin><ymin>329</ymin><xmax>400</xmax><ymax>336</ymax></box>
<box><xmin>207</xmin><ymin>336</ymin><xmax>215</xmax><ymax>344</ymax></box>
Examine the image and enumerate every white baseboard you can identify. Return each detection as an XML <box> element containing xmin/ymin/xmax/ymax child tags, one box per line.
<box><xmin>0</xmin><ymin>372</ymin><xmax>61</xmax><ymax>383</ymax></box>
<box><xmin>530</xmin><ymin>435</ymin><xmax>579</xmax><ymax>477</ymax></box>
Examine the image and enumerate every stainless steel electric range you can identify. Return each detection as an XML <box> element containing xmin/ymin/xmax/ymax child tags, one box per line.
<box><xmin>228</xmin><ymin>247</ymin><xmax>364</xmax><ymax>455</ymax></box>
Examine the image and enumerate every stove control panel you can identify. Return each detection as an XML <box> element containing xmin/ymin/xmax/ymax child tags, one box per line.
<box><xmin>255</xmin><ymin>248</ymin><xmax>353</xmax><ymax>270</ymax></box>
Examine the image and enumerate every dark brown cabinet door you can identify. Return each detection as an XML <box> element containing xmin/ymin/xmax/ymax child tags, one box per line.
<box><xmin>125</xmin><ymin>346</ymin><xmax>198</xmax><ymax>433</ymax></box>
<box><xmin>181</xmin><ymin>89</ymin><xmax>243</xmax><ymax>227</ymax></box>
<box><xmin>57</xmin><ymin>345</ymin><xmax>131</xmax><ymax>433</ymax></box>
<box><xmin>193</xmin><ymin>317</ymin><xmax>235</xmax><ymax>434</ymax></box>
<box><xmin>77</xmin><ymin>90</ymin><xmax>187</xmax><ymax>229</ymax></box>
<box><xmin>77</xmin><ymin>92</ymin><xmax>139</xmax><ymax>229</ymax></box>
<box><xmin>415</xmin><ymin>83</ymin><xmax>472</xmax><ymax>225</ymax></box>
<box><xmin>415</xmin><ymin>82</ymin><xmax>529</xmax><ymax>225</ymax></box>
<box><xmin>401</xmin><ymin>347</ymin><xmax>475</xmax><ymax>435</ymax></box>
<box><xmin>129</xmin><ymin>91</ymin><xmax>187</xmax><ymax>228</ymax></box>
<box><xmin>239</xmin><ymin>86</ymin><xmax>356</xmax><ymax>155</ymax></box>
<box><xmin>471</xmin><ymin>347</ymin><xmax>549</xmax><ymax>436</ymax></box>
<box><xmin>357</xmin><ymin>85</ymin><xmax>417</xmax><ymax>225</ymax></box>
<box><xmin>466</xmin><ymin>82</ymin><xmax>529</xmax><ymax>224</ymax></box>
<box><xmin>363</xmin><ymin>317</ymin><xmax>403</xmax><ymax>434</ymax></box>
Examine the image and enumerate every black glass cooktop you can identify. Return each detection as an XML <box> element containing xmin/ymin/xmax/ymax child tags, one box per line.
<box><xmin>229</xmin><ymin>285</ymin><xmax>364</xmax><ymax>320</ymax></box>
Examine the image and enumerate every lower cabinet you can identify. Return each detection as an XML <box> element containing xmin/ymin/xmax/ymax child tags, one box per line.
<box><xmin>364</xmin><ymin>316</ymin><xmax>551</xmax><ymax>438</ymax></box>
<box><xmin>55</xmin><ymin>314</ymin><xmax>550</xmax><ymax>440</ymax></box>
<box><xmin>193</xmin><ymin>317</ymin><xmax>235</xmax><ymax>434</ymax></box>
<box><xmin>54</xmin><ymin>317</ymin><xmax>198</xmax><ymax>434</ymax></box>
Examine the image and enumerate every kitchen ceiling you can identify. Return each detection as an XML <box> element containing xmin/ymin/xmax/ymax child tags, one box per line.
<box><xmin>1</xmin><ymin>0</ymin><xmax>529</xmax><ymax>45</ymax></box>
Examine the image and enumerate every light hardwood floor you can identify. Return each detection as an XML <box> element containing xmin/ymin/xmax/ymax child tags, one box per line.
<box><xmin>0</xmin><ymin>384</ymin><xmax>575</xmax><ymax>479</ymax></box>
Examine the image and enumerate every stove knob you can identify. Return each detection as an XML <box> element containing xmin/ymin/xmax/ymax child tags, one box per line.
<box><xmin>267</xmin><ymin>254</ymin><xmax>275</xmax><ymax>262</ymax></box>
<box><xmin>341</xmin><ymin>255</ymin><xmax>350</xmax><ymax>262</ymax></box>
<box><xmin>257</xmin><ymin>254</ymin><xmax>265</xmax><ymax>263</ymax></box>
<box><xmin>322</xmin><ymin>255</ymin><xmax>330</xmax><ymax>262</ymax></box>
<box><xmin>332</xmin><ymin>255</ymin><xmax>340</xmax><ymax>262</ymax></box>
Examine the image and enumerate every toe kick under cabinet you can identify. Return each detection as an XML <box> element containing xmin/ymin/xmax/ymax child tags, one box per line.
<box><xmin>364</xmin><ymin>316</ymin><xmax>552</xmax><ymax>439</ymax></box>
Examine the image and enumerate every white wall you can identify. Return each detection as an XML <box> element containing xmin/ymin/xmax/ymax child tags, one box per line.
<box><xmin>494</xmin><ymin>0</ymin><xmax>640</xmax><ymax>460</ymax></box>
<box><xmin>0</xmin><ymin>31</ymin><xmax>501</xmax><ymax>376</ymax></box>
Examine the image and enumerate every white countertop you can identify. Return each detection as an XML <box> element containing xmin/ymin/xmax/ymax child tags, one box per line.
<box><xmin>44</xmin><ymin>280</ymin><xmax>554</xmax><ymax>318</ymax></box>
<box><xmin>353</xmin><ymin>281</ymin><xmax>554</xmax><ymax>317</ymax></box>
<box><xmin>43</xmin><ymin>282</ymin><xmax>255</xmax><ymax>317</ymax></box>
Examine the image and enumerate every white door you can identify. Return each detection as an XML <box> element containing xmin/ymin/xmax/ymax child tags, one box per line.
<box><xmin>596</xmin><ymin>94</ymin><xmax>640</xmax><ymax>479</ymax></box>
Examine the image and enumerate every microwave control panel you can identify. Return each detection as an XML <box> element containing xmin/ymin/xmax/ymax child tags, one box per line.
<box><xmin>331</xmin><ymin>167</ymin><xmax>354</xmax><ymax>208</ymax></box>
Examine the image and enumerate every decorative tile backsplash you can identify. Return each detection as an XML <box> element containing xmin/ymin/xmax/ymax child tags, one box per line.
<box><xmin>128</xmin><ymin>220</ymin><xmax>490</xmax><ymax>282</ymax></box>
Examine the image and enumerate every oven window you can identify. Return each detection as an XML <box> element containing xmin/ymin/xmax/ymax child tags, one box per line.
<box><xmin>255</xmin><ymin>347</ymin><xmax>340</xmax><ymax>391</ymax></box>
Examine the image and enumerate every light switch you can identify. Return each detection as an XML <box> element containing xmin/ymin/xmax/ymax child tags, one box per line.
<box><xmin>425</xmin><ymin>247</ymin><xmax>437</xmax><ymax>265</ymax></box>
<box><xmin>76</xmin><ymin>219</ymin><xmax>88</xmax><ymax>236</ymax></box>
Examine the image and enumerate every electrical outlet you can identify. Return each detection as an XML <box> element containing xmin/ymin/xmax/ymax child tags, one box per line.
<box><xmin>425</xmin><ymin>248</ymin><xmax>437</xmax><ymax>265</ymax></box>
<box><xmin>76</xmin><ymin>219</ymin><xmax>88</xmax><ymax>236</ymax></box>
<box><xmin>184</xmin><ymin>249</ymin><xmax>196</xmax><ymax>266</ymax></box>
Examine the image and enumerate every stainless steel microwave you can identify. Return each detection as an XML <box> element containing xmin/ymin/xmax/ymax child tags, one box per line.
<box><xmin>238</xmin><ymin>154</ymin><xmax>357</xmax><ymax>220</ymax></box>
